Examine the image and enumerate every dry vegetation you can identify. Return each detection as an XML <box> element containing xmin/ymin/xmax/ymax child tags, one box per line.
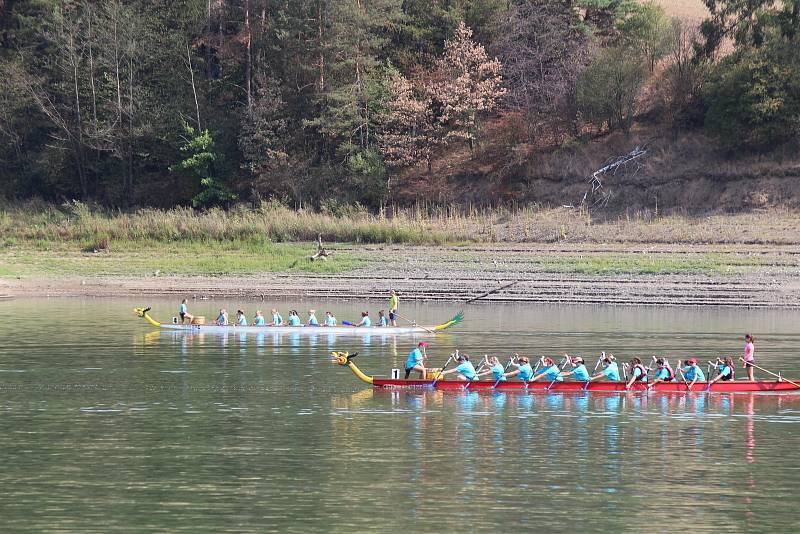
<box><xmin>653</xmin><ymin>0</ymin><xmax>708</xmax><ymax>21</ymax></box>
<box><xmin>4</xmin><ymin>200</ymin><xmax>800</xmax><ymax>247</ymax></box>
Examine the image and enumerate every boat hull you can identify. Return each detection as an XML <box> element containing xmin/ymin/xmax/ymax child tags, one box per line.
<box><xmin>370</xmin><ymin>379</ymin><xmax>800</xmax><ymax>393</ymax></box>
<box><xmin>157</xmin><ymin>323</ymin><xmax>433</xmax><ymax>335</ymax></box>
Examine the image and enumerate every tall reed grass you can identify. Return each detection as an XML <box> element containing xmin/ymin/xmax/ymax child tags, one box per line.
<box><xmin>2</xmin><ymin>199</ymin><xmax>799</xmax><ymax>246</ymax></box>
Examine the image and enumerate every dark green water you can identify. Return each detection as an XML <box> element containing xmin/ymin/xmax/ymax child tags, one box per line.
<box><xmin>0</xmin><ymin>298</ymin><xmax>799</xmax><ymax>532</ymax></box>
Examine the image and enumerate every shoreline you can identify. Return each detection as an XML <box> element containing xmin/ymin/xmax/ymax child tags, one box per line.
<box><xmin>4</xmin><ymin>243</ymin><xmax>800</xmax><ymax>308</ymax></box>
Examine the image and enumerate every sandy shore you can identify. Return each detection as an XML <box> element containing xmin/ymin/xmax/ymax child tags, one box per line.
<box><xmin>4</xmin><ymin>244</ymin><xmax>800</xmax><ymax>308</ymax></box>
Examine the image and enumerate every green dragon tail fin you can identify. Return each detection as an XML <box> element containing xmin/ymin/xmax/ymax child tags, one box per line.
<box><xmin>433</xmin><ymin>311</ymin><xmax>464</xmax><ymax>331</ymax></box>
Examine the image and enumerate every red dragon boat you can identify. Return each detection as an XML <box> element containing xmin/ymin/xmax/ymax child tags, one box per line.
<box><xmin>331</xmin><ymin>352</ymin><xmax>800</xmax><ymax>393</ymax></box>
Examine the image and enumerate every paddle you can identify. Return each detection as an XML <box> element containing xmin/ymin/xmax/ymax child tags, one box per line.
<box><xmin>430</xmin><ymin>352</ymin><xmax>455</xmax><ymax>389</ymax></box>
<box><xmin>395</xmin><ymin>312</ymin><xmax>436</xmax><ymax>334</ymax></box>
<box><xmin>493</xmin><ymin>356</ymin><xmax>516</xmax><ymax>389</ymax></box>
<box><xmin>739</xmin><ymin>358</ymin><xmax>800</xmax><ymax>388</ymax></box>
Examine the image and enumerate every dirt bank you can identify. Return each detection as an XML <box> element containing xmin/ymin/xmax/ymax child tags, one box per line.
<box><xmin>4</xmin><ymin>243</ymin><xmax>799</xmax><ymax>308</ymax></box>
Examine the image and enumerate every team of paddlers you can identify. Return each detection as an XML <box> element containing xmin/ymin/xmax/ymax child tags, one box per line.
<box><xmin>177</xmin><ymin>290</ymin><xmax>401</xmax><ymax>328</ymax></box>
<box><xmin>405</xmin><ymin>334</ymin><xmax>758</xmax><ymax>388</ymax></box>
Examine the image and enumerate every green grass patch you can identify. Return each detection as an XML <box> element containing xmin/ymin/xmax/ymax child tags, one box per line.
<box><xmin>533</xmin><ymin>253</ymin><xmax>763</xmax><ymax>275</ymax></box>
<box><xmin>0</xmin><ymin>239</ymin><xmax>362</xmax><ymax>278</ymax></box>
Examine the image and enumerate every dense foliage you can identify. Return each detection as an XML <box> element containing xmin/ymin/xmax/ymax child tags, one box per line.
<box><xmin>0</xmin><ymin>0</ymin><xmax>799</xmax><ymax>209</ymax></box>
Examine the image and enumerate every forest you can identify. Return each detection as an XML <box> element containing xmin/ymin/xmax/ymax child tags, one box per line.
<box><xmin>1</xmin><ymin>0</ymin><xmax>800</xmax><ymax>211</ymax></box>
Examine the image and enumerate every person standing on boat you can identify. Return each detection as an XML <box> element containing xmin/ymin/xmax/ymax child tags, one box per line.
<box><xmin>558</xmin><ymin>356</ymin><xmax>590</xmax><ymax>381</ymax></box>
<box><xmin>179</xmin><ymin>299</ymin><xmax>194</xmax><ymax>324</ymax></box>
<box><xmin>404</xmin><ymin>341</ymin><xmax>428</xmax><ymax>379</ymax></box>
<box><xmin>377</xmin><ymin>310</ymin><xmax>389</xmax><ymax>327</ymax></box>
<box><xmin>625</xmin><ymin>357</ymin><xmax>648</xmax><ymax>389</ymax></box>
<box><xmin>743</xmin><ymin>334</ymin><xmax>756</xmax><ymax>381</ymax></box>
<box><xmin>504</xmin><ymin>356</ymin><xmax>534</xmax><ymax>382</ymax></box>
<box><xmin>252</xmin><ymin>310</ymin><xmax>266</xmax><ymax>326</ymax></box>
<box><xmin>355</xmin><ymin>311</ymin><xmax>371</xmax><ymax>327</ymax></box>
<box><xmin>307</xmin><ymin>310</ymin><xmax>319</xmax><ymax>326</ymax></box>
<box><xmin>588</xmin><ymin>354</ymin><xmax>620</xmax><ymax>382</ymax></box>
<box><xmin>440</xmin><ymin>354</ymin><xmax>477</xmax><ymax>381</ymax></box>
<box><xmin>647</xmin><ymin>358</ymin><xmax>675</xmax><ymax>389</ymax></box>
<box><xmin>388</xmin><ymin>290</ymin><xmax>399</xmax><ymax>327</ymax></box>
<box><xmin>270</xmin><ymin>309</ymin><xmax>283</xmax><ymax>326</ymax></box>
<box><xmin>324</xmin><ymin>311</ymin><xmax>337</xmax><ymax>327</ymax></box>
<box><xmin>288</xmin><ymin>310</ymin><xmax>302</xmax><ymax>326</ymax></box>
<box><xmin>215</xmin><ymin>308</ymin><xmax>229</xmax><ymax>326</ymax></box>
<box><xmin>709</xmin><ymin>357</ymin><xmax>735</xmax><ymax>385</ymax></box>
<box><xmin>529</xmin><ymin>357</ymin><xmax>564</xmax><ymax>383</ymax></box>
<box><xmin>476</xmin><ymin>356</ymin><xmax>506</xmax><ymax>382</ymax></box>
<box><xmin>236</xmin><ymin>310</ymin><xmax>247</xmax><ymax>326</ymax></box>
<box><xmin>678</xmin><ymin>358</ymin><xmax>705</xmax><ymax>389</ymax></box>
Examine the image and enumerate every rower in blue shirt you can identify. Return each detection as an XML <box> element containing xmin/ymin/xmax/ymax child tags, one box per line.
<box><xmin>178</xmin><ymin>299</ymin><xmax>194</xmax><ymax>324</ymax></box>
<box><xmin>252</xmin><ymin>310</ymin><xmax>266</xmax><ymax>326</ymax></box>
<box><xmin>288</xmin><ymin>310</ymin><xmax>301</xmax><ymax>326</ymax></box>
<box><xmin>625</xmin><ymin>357</ymin><xmax>648</xmax><ymax>389</ymax></box>
<box><xmin>236</xmin><ymin>310</ymin><xmax>247</xmax><ymax>326</ymax></box>
<box><xmin>504</xmin><ymin>356</ymin><xmax>534</xmax><ymax>382</ymax></box>
<box><xmin>307</xmin><ymin>310</ymin><xmax>319</xmax><ymax>326</ymax></box>
<box><xmin>709</xmin><ymin>356</ymin><xmax>735</xmax><ymax>385</ymax></box>
<box><xmin>440</xmin><ymin>354</ymin><xmax>477</xmax><ymax>381</ymax></box>
<box><xmin>324</xmin><ymin>311</ymin><xmax>337</xmax><ymax>327</ymax></box>
<box><xmin>356</xmin><ymin>311</ymin><xmax>371</xmax><ymax>327</ymax></box>
<box><xmin>378</xmin><ymin>310</ymin><xmax>389</xmax><ymax>327</ymax></box>
<box><xmin>588</xmin><ymin>354</ymin><xmax>621</xmax><ymax>382</ymax></box>
<box><xmin>476</xmin><ymin>356</ymin><xmax>507</xmax><ymax>382</ymax></box>
<box><xmin>215</xmin><ymin>308</ymin><xmax>229</xmax><ymax>326</ymax></box>
<box><xmin>270</xmin><ymin>309</ymin><xmax>283</xmax><ymax>326</ymax></box>
<box><xmin>558</xmin><ymin>356</ymin><xmax>590</xmax><ymax>381</ymax></box>
<box><xmin>647</xmin><ymin>358</ymin><xmax>675</xmax><ymax>389</ymax></box>
<box><xmin>404</xmin><ymin>341</ymin><xmax>428</xmax><ymax>379</ymax></box>
<box><xmin>678</xmin><ymin>358</ymin><xmax>706</xmax><ymax>389</ymax></box>
<box><xmin>531</xmin><ymin>357</ymin><xmax>564</xmax><ymax>382</ymax></box>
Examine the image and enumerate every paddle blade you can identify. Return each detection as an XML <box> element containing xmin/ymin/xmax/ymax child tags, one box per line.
<box><xmin>342</xmin><ymin>320</ymin><xmax>353</xmax><ymax>326</ymax></box>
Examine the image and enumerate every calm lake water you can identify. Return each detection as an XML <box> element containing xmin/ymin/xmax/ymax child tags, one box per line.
<box><xmin>1</xmin><ymin>298</ymin><xmax>799</xmax><ymax>532</ymax></box>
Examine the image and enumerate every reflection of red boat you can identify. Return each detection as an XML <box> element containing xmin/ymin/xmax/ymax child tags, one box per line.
<box><xmin>332</xmin><ymin>352</ymin><xmax>800</xmax><ymax>393</ymax></box>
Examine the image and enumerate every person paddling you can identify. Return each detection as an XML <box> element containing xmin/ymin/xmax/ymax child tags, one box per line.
<box><xmin>270</xmin><ymin>308</ymin><xmax>283</xmax><ymax>326</ymax></box>
<box><xmin>743</xmin><ymin>334</ymin><xmax>756</xmax><ymax>381</ymax></box>
<box><xmin>287</xmin><ymin>310</ymin><xmax>301</xmax><ymax>326</ymax></box>
<box><xmin>404</xmin><ymin>341</ymin><xmax>428</xmax><ymax>379</ymax></box>
<box><xmin>625</xmin><ymin>357</ymin><xmax>648</xmax><ymax>389</ymax></box>
<box><xmin>709</xmin><ymin>357</ymin><xmax>735</xmax><ymax>385</ymax></box>
<box><xmin>588</xmin><ymin>354</ymin><xmax>620</xmax><ymax>382</ymax></box>
<box><xmin>647</xmin><ymin>358</ymin><xmax>675</xmax><ymax>389</ymax></box>
<box><xmin>355</xmin><ymin>311</ymin><xmax>371</xmax><ymax>327</ymax></box>
<box><xmin>476</xmin><ymin>356</ymin><xmax>507</xmax><ymax>383</ymax></box>
<box><xmin>678</xmin><ymin>358</ymin><xmax>705</xmax><ymax>389</ymax></box>
<box><xmin>558</xmin><ymin>356</ymin><xmax>590</xmax><ymax>382</ymax></box>
<box><xmin>252</xmin><ymin>310</ymin><xmax>266</xmax><ymax>326</ymax></box>
<box><xmin>377</xmin><ymin>310</ymin><xmax>389</xmax><ymax>327</ymax></box>
<box><xmin>388</xmin><ymin>290</ymin><xmax>399</xmax><ymax>327</ymax></box>
<box><xmin>324</xmin><ymin>311</ymin><xmax>337</xmax><ymax>327</ymax></box>
<box><xmin>307</xmin><ymin>310</ymin><xmax>319</xmax><ymax>326</ymax></box>
<box><xmin>236</xmin><ymin>310</ymin><xmax>247</xmax><ymax>326</ymax></box>
<box><xmin>530</xmin><ymin>357</ymin><xmax>563</xmax><ymax>383</ymax></box>
<box><xmin>440</xmin><ymin>354</ymin><xmax>477</xmax><ymax>381</ymax></box>
<box><xmin>504</xmin><ymin>356</ymin><xmax>534</xmax><ymax>382</ymax></box>
<box><xmin>215</xmin><ymin>308</ymin><xmax>229</xmax><ymax>326</ymax></box>
<box><xmin>179</xmin><ymin>299</ymin><xmax>194</xmax><ymax>324</ymax></box>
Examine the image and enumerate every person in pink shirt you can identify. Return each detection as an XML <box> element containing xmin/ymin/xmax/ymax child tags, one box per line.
<box><xmin>743</xmin><ymin>334</ymin><xmax>756</xmax><ymax>380</ymax></box>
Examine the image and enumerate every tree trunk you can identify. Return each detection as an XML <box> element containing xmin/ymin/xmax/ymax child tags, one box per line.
<box><xmin>317</xmin><ymin>1</ymin><xmax>324</xmax><ymax>93</ymax></box>
<box><xmin>245</xmin><ymin>0</ymin><xmax>252</xmax><ymax>110</ymax></box>
<box><xmin>187</xmin><ymin>43</ymin><xmax>202</xmax><ymax>129</ymax></box>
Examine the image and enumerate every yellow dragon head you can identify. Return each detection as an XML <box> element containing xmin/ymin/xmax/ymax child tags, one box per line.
<box><xmin>331</xmin><ymin>351</ymin><xmax>358</xmax><ymax>365</ymax></box>
<box><xmin>133</xmin><ymin>307</ymin><xmax>152</xmax><ymax>318</ymax></box>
